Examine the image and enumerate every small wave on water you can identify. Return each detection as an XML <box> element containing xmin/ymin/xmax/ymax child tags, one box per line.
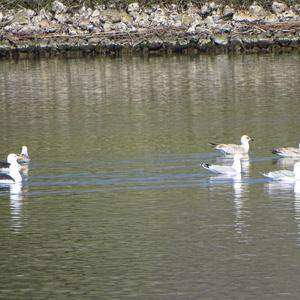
<box><xmin>0</xmin><ymin>152</ymin><xmax>279</xmax><ymax>198</ymax></box>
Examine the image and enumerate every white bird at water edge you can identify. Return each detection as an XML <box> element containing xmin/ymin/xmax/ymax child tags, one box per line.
<box><xmin>201</xmin><ymin>153</ymin><xmax>244</xmax><ymax>175</ymax></box>
<box><xmin>209</xmin><ymin>135</ymin><xmax>254</xmax><ymax>155</ymax></box>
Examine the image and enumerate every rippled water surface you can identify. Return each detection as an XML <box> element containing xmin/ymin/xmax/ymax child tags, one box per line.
<box><xmin>0</xmin><ymin>53</ymin><xmax>300</xmax><ymax>299</ymax></box>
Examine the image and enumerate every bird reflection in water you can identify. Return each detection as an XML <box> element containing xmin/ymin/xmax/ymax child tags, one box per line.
<box><xmin>9</xmin><ymin>183</ymin><xmax>23</xmax><ymax>233</ymax></box>
<box><xmin>293</xmin><ymin>181</ymin><xmax>300</xmax><ymax>246</ymax></box>
<box><xmin>266</xmin><ymin>180</ymin><xmax>300</xmax><ymax>247</ymax></box>
<box><xmin>273</xmin><ymin>157</ymin><xmax>300</xmax><ymax>168</ymax></box>
<box><xmin>209</xmin><ymin>173</ymin><xmax>248</xmax><ymax>236</ymax></box>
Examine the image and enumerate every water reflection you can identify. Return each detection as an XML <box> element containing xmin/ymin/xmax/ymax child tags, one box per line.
<box><xmin>293</xmin><ymin>181</ymin><xmax>300</xmax><ymax>246</ymax></box>
<box><xmin>20</xmin><ymin>164</ymin><xmax>29</xmax><ymax>177</ymax></box>
<box><xmin>9</xmin><ymin>183</ymin><xmax>23</xmax><ymax>233</ymax></box>
<box><xmin>265</xmin><ymin>180</ymin><xmax>300</xmax><ymax>247</ymax></box>
<box><xmin>0</xmin><ymin>54</ymin><xmax>300</xmax><ymax>298</ymax></box>
<box><xmin>209</xmin><ymin>173</ymin><xmax>249</xmax><ymax>236</ymax></box>
<box><xmin>273</xmin><ymin>157</ymin><xmax>300</xmax><ymax>168</ymax></box>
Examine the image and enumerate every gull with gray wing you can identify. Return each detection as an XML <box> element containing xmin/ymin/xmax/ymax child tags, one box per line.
<box><xmin>209</xmin><ymin>135</ymin><xmax>254</xmax><ymax>155</ymax></box>
<box><xmin>201</xmin><ymin>153</ymin><xmax>244</xmax><ymax>175</ymax></box>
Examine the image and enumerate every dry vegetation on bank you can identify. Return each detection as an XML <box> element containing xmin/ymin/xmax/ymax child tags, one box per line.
<box><xmin>0</xmin><ymin>0</ymin><xmax>298</xmax><ymax>10</ymax></box>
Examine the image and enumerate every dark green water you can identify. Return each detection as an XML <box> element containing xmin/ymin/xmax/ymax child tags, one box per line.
<box><xmin>0</xmin><ymin>53</ymin><xmax>300</xmax><ymax>299</ymax></box>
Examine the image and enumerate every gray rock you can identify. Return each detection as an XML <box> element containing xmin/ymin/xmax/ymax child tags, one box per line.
<box><xmin>88</xmin><ymin>37</ymin><xmax>101</xmax><ymax>44</ymax></box>
<box><xmin>94</xmin><ymin>5</ymin><xmax>106</xmax><ymax>12</ymax></box>
<box><xmin>204</xmin><ymin>15</ymin><xmax>216</xmax><ymax>26</ymax></box>
<box><xmin>103</xmin><ymin>22</ymin><xmax>112</xmax><ymax>32</ymax></box>
<box><xmin>198</xmin><ymin>38</ymin><xmax>212</xmax><ymax>50</ymax></box>
<box><xmin>257</xmin><ymin>35</ymin><xmax>273</xmax><ymax>47</ymax></box>
<box><xmin>150</xmin><ymin>9</ymin><xmax>168</xmax><ymax>26</ymax></box>
<box><xmin>31</xmin><ymin>14</ymin><xmax>41</xmax><ymax>26</ymax></box>
<box><xmin>278</xmin><ymin>10</ymin><xmax>299</xmax><ymax>21</ymax></box>
<box><xmin>54</xmin><ymin>13</ymin><xmax>67</xmax><ymax>24</ymax></box>
<box><xmin>135</xmin><ymin>13</ymin><xmax>150</xmax><ymax>28</ymax></box>
<box><xmin>271</xmin><ymin>1</ymin><xmax>288</xmax><ymax>14</ymax></box>
<box><xmin>39</xmin><ymin>8</ymin><xmax>52</xmax><ymax>20</ymax></box>
<box><xmin>112</xmin><ymin>22</ymin><xmax>128</xmax><ymax>31</ymax></box>
<box><xmin>249</xmin><ymin>3</ymin><xmax>267</xmax><ymax>18</ymax></box>
<box><xmin>233</xmin><ymin>10</ymin><xmax>262</xmax><ymax>22</ymax></box>
<box><xmin>264</xmin><ymin>14</ymin><xmax>279</xmax><ymax>23</ymax></box>
<box><xmin>201</xmin><ymin>3</ymin><xmax>212</xmax><ymax>16</ymax></box>
<box><xmin>218</xmin><ymin>22</ymin><xmax>233</xmax><ymax>33</ymax></box>
<box><xmin>181</xmin><ymin>14</ymin><xmax>194</xmax><ymax>27</ymax></box>
<box><xmin>127</xmin><ymin>3</ymin><xmax>140</xmax><ymax>15</ymax></box>
<box><xmin>223</xmin><ymin>5</ymin><xmax>235</xmax><ymax>18</ymax></box>
<box><xmin>18</xmin><ymin>25</ymin><xmax>41</xmax><ymax>35</ymax></box>
<box><xmin>92</xmin><ymin>9</ymin><xmax>101</xmax><ymax>18</ymax></box>
<box><xmin>182</xmin><ymin>13</ymin><xmax>201</xmax><ymax>27</ymax></box>
<box><xmin>211</xmin><ymin>34</ymin><xmax>229</xmax><ymax>45</ymax></box>
<box><xmin>3</xmin><ymin>24</ymin><xmax>22</xmax><ymax>33</ymax></box>
<box><xmin>120</xmin><ymin>12</ymin><xmax>132</xmax><ymax>25</ymax></box>
<box><xmin>294</xmin><ymin>4</ymin><xmax>300</xmax><ymax>13</ymax></box>
<box><xmin>186</xmin><ymin>3</ymin><xmax>200</xmax><ymax>15</ymax></box>
<box><xmin>52</xmin><ymin>1</ymin><xmax>67</xmax><ymax>14</ymax></box>
<box><xmin>90</xmin><ymin>16</ymin><xmax>101</xmax><ymax>27</ymax></box>
<box><xmin>0</xmin><ymin>11</ymin><xmax>3</xmax><ymax>23</ymax></box>
<box><xmin>187</xmin><ymin>19</ymin><xmax>202</xmax><ymax>32</ymax></box>
<box><xmin>230</xmin><ymin>34</ymin><xmax>243</xmax><ymax>46</ymax></box>
<box><xmin>13</xmin><ymin>9</ymin><xmax>35</xmax><ymax>25</ymax></box>
<box><xmin>79</xmin><ymin>6</ymin><xmax>93</xmax><ymax>19</ymax></box>
<box><xmin>168</xmin><ymin>12</ymin><xmax>182</xmax><ymax>28</ymax></box>
<box><xmin>37</xmin><ymin>19</ymin><xmax>59</xmax><ymax>33</ymax></box>
<box><xmin>144</xmin><ymin>7</ymin><xmax>154</xmax><ymax>15</ymax></box>
<box><xmin>147</xmin><ymin>37</ymin><xmax>163</xmax><ymax>50</ymax></box>
<box><xmin>101</xmin><ymin>9</ymin><xmax>123</xmax><ymax>23</ymax></box>
<box><xmin>68</xmin><ymin>25</ymin><xmax>79</xmax><ymax>35</ymax></box>
<box><xmin>78</xmin><ymin>20</ymin><xmax>94</xmax><ymax>31</ymax></box>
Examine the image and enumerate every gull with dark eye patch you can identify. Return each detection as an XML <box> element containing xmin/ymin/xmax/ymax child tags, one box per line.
<box><xmin>209</xmin><ymin>135</ymin><xmax>254</xmax><ymax>155</ymax></box>
<box><xmin>272</xmin><ymin>143</ymin><xmax>300</xmax><ymax>158</ymax></box>
<box><xmin>201</xmin><ymin>153</ymin><xmax>244</xmax><ymax>175</ymax></box>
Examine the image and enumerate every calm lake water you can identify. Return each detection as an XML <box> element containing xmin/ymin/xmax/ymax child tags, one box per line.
<box><xmin>0</xmin><ymin>52</ymin><xmax>300</xmax><ymax>299</ymax></box>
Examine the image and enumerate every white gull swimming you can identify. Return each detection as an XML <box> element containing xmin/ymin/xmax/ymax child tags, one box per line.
<box><xmin>263</xmin><ymin>162</ymin><xmax>300</xmax><ymax>182</ymax></box>
<box><xmin>209</xmin><ymin>135</ymin><xmax>254</xmax><ymax>155</ymax></box>
<box><xmin>0</xmin><ymin>153</ymin><xmax>22</xmax><ymax>173</ymax></box>
<box><xmin>0</xmin><ymin>154</ymin><xmax>22</xmax><ymax>184</ymax></box>
<box><xmin>201</xmin><ymin>153</ymin><xmax>244</xmax><ymax>175</ymax></box>
<box><xmin>17</xmin><ymin>145</ymin><xmax>31</xmax><ymax>163</ymax></box>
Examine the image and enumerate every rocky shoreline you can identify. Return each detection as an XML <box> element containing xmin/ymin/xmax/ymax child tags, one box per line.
<box><xmin>0</xmin><ymin>1</ymin><xmax>300</xmax><ymax>58</ymax></box>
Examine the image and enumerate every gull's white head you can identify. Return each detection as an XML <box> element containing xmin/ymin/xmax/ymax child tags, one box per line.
<box><xmin>21</xmin><ymin>146</ymin><xmax>29</xmax><ymax>156</ymax></box>
<box><xmin>241</xmin><ymin>135</ymin><xmax>254</xmax><ymax>143</ymax></box>
<box><xmin>7</xmin><ymin>153</ymin><xmax>19</xmax><ymax>165</ymax></box>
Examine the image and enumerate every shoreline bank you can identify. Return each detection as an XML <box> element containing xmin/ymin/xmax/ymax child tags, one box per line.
<box><xmin>1</xmin><ymin>1</ymin><xmax>300</xmax><ymax>58</ymax></box>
